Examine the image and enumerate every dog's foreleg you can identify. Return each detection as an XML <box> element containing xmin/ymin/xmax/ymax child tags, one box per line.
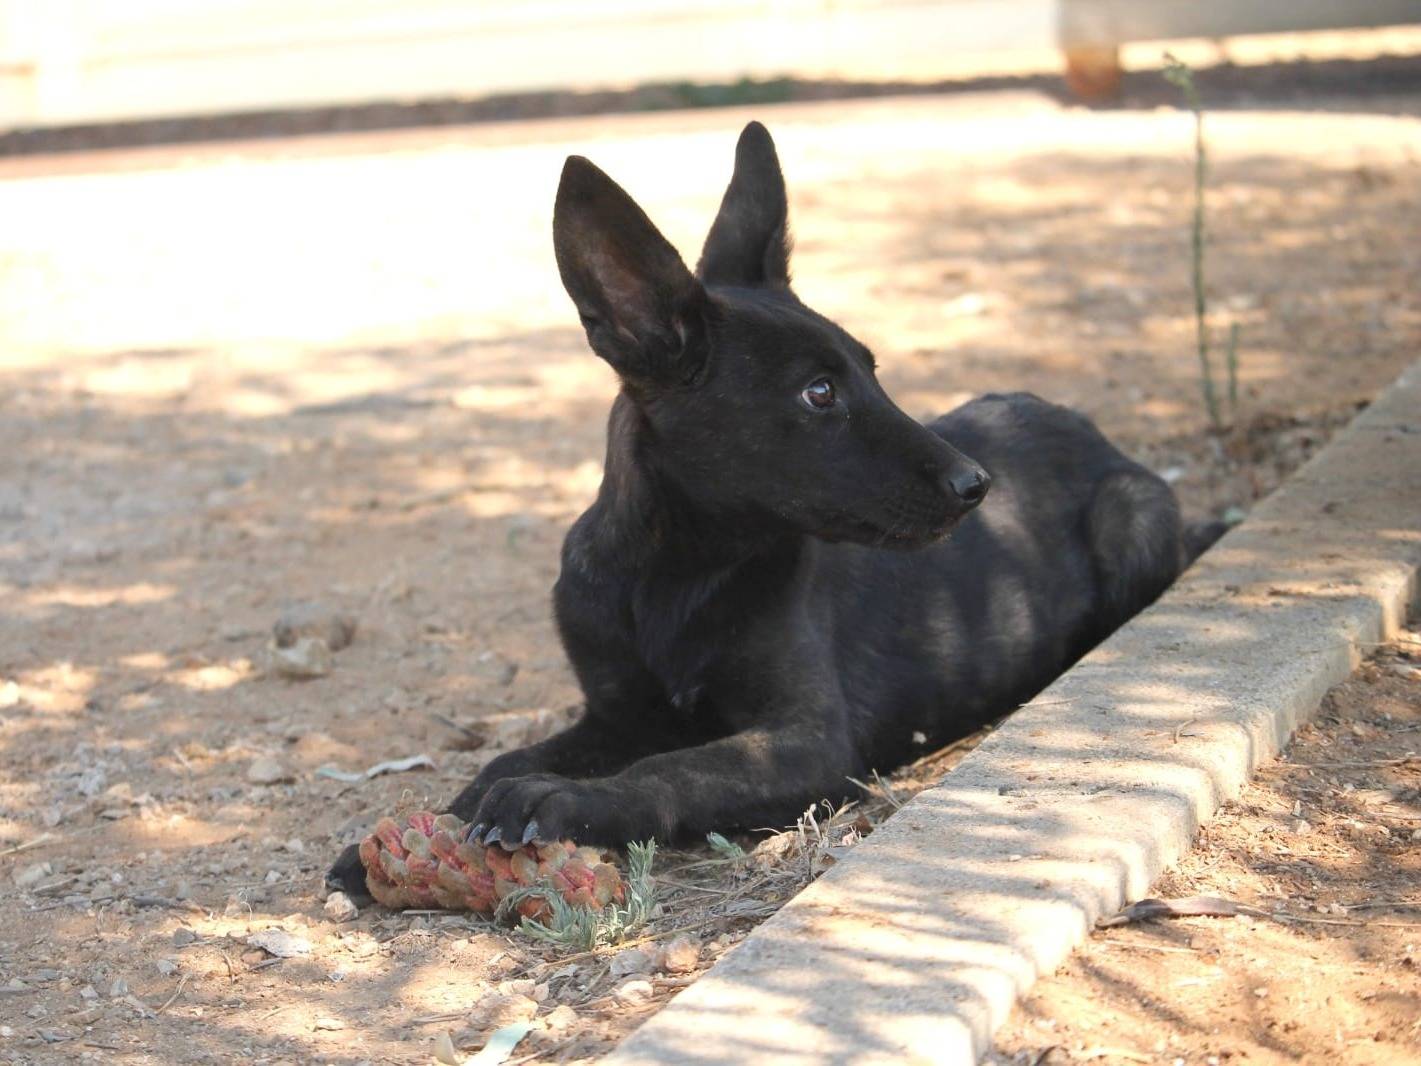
<box><xmin>469</xmin><ymin>723</ymin><xmax>859</xmax><ymax>847</ymax></box>
<box><xmin>445</xmin><ymin>712</ymin><xmax>661</xmax><ymax>822</ymax></box>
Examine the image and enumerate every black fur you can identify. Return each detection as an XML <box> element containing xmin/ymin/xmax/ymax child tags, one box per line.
<box><xmin>328</xmin><ymin>122</ymin><xmax>1210</xmax><ymax>893</ymax></box>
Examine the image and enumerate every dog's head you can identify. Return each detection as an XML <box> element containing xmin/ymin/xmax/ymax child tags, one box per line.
<box><xmin>553</xmin><ymin>122</ymin><xmax>989</xmax><ymax>548</ymax></box>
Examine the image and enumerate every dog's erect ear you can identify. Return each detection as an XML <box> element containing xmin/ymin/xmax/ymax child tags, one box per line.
<box><xmin>696</xmin><ymin>122</ymin><xmax>791</xmax><ymax>289</ymax></box>
<box><xmin>553</xmin><ymin>156</ymin><xmax>707</xmax><ymax>385</ymax></box>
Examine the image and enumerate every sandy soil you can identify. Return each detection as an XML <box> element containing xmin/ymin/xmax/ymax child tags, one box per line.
<box><xmin>989</xmin><ymin>626</ymin><xmax>1421</xmax><ymax>1066</ymax></box>
<box><xmin>2</xmin><ymin>86</ymin><xmax>1420</xmax><ymax>1063</ymax></box>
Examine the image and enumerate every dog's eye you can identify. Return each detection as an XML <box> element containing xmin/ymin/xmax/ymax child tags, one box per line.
<box><xmin>800</xmin><ymin>379</ymin><xmax>836</xmax><ymax>410</ymax></box>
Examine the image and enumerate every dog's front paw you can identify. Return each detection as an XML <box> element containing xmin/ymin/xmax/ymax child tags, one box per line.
<box><xmin>471</xmin><ymin>773</ymin><xmax>613</xmax><ymax>848</ymax></box>
<box><xmin>325</xmin><ymin>842</ymin><xmax>373</xmax><ymax>903</ymax></box>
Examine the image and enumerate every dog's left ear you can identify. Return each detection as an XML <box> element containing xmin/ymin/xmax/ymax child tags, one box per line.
<box><xmin>697</xmin><ymin>122</ymin><xmax>792</xmax><ymax>289</ymax></box>
<box><xmin>554</xmin><ymin>156</ymin><xmax>708</xmax><ymax>386</ymax></box>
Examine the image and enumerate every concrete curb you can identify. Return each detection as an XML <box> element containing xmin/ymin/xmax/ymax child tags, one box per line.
<box><xmin>607</xmin><ymin>360</ymin><xmax>1421</xmax><ymax>1066</ymax></box>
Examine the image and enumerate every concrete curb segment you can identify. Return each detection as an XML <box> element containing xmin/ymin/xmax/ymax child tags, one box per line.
<box><xmin>607</xmin><ymin>361</ymin><xmax>1421</xmax><ymax>1066</ymax></box>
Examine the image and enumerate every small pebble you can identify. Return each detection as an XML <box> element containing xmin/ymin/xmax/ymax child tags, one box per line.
<box><xmin>273</xmin><ymin>602</ymin><xmax>357</xmax><ymax>652</ymax></box>
<box><xmin>267</xmin><ymin>637</ymin><xmax>333</xmax><ymax>680</ymax></box>
<box><xmin>656</xmin><ymin>936</ymin><xmax>700</xmax><ymax>975</ymax></box>
<box><xmin>246</xmin><ymin>928</ymin><xmax>311</xmax><ymax>958</ymax></box>
<box><xmin>543</xmin><ymin>1004</ymin><xmax>577</xmax><ymax>1031</ymax></box>
<box><xmin>608</xmin><ymin>944</ymin><xmax>654</xmax><ymax>977</ymax></box>
<box><xmin>172</xmin><ymin>927</ymin><xmax>197</xmax><ymax>947</ymax></box>
<box><xmin>466</xmin><ymin>991</ymin><xmax>537</xmax><ymax>1030</ymax></box>
<box><xmin>246</xmin><ymin>756</ymin><xmax>291</xmax><ymax>785</ymax></box>
<box><xmin>323</xmin><ymin>891</ymin><xmax>359</xmax><ymax>923</ymax></box>
<box><xmin>156</xmin><ymin>960</ymin><xmax>178</xmax><ymax>976</ymax></box>
<box><xmin>613</xmin><ymin>979</ymin><xmax>654</xmax><ymax>1006</ymax></box>
<box><xmin>13</xmin><ymin>861</ymin><xmax>52</xmax><ymax>889</ymax></box>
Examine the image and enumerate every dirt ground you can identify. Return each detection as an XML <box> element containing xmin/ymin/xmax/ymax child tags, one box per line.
<box><xmin>989</xmin><ymin>626</ymin><xmax>1421</xmax><ymax>1066</ymax></box>
<box><xmin>2</xmin><ymin>71</ymin><xmax>1421</xmax><ymax>1064</ymax></box>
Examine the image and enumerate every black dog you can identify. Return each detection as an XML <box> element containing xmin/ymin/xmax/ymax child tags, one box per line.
<box><xmin>329</xmin><ymin>122</ymin><xmax>1212</xmax><ymax>893</ymax></box>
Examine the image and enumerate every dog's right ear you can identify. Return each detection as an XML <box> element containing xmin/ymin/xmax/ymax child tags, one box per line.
<box><xmin>553</xmin><ymin>156</ymin><xmax>707</xmax><ymax>386</ymax></box>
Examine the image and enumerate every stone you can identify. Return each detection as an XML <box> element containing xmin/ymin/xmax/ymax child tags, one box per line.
<box><xmin>13</xmin><ymin>862</ymin><xmax>51</xmax><ymax>889</ymax></box>
<box><xmin>613</xmin><ymin>979</ymin><xmax>654</xmax><ymax>1006</ymax></box>
<box><xmin>544</xmin><ymin>1004</ymin><xmax>577</xmax><ymax>1031</ymax></box>
<box><xmin>467</xmin><ymin>992</ymin><xmax>538</xmax><ymax>1031</ymax></box>
<box><xmin>323</xmin><ymin>891</ymin><xmax>359</xmax><ymax>923</ymax></box>
<box><xmin>463</xmin><ymin>707</ymin><xmax>561</xmax><ymax>752</ymax></box>
<box><xmin>266</xmin><ymin>636</ymin><xmax>333</xmax><ymax>680</ymax></box>
<box><xmin>609</xmin><ymin>945</ymin><xmax>655</xmax><ymax>977</ymax></box>
<box><xmin>246</xmin><ymin>928</ymin><xmax>312</xmax><ymax>958</ymax></box>
<box><xmin>246</xmin><ymin>756</ymin><xmax>292</xmax><ymax>785</ymax></box>
<box><xmin>273</xmin><ymin>602</ymin><xmax>357</xmax><ymax>651</ymax></box>
<box><xmin>656</xmin><ymin>936</ymin><xmax>700</xmax><ymax>975</ymax></box>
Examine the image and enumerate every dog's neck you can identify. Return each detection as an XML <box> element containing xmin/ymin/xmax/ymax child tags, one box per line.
<box><xmin>594</xmin><ymin>393</ymin><xmax>791</xmax><ymax>577</ymax></box>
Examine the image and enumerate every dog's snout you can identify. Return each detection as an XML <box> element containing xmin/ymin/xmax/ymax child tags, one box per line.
<box><xmin>946</xmin><ymin>466</ymin><xmax>991</xmax><ymax>507</ymax></box>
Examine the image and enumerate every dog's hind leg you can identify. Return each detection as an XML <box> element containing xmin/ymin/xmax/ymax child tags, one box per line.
<box><xmin>1084</xmin><ymin>467</ymin><xmax>1185</xmax><ymax>637</ymax></box>
<box><xmin>1182</xmin><ymin>518</ymin><xmax>1228</xmax><ymax>566</ymax></box>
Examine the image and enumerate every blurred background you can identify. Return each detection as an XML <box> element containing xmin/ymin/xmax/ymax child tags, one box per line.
<box><xmin>3</xmin><ymin>1</ymin><xmax>1421</xmax><ymax>139</ymax></box>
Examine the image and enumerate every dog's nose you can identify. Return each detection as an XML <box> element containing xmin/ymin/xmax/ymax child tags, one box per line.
<box><xmin>947</xmin><ymin>466</ymin><xmax>991</xmax><ymax>506</ymax></box>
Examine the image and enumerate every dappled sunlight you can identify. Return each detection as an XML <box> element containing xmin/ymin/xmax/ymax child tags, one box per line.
<box><xmin>27</xmin><ymin>581</ymin><xmax>176</xmax><ymax>609</ymax></box>
<box><xmin>168</xmin><ymin>659</ymin><xmax>256</xmax><ymax>693</ymax></box>
<box><xmin>6</xmin><ymin>661</ymin><xmax>99</xmax><ymax>715</ymax></box>
<box><xmin>1</xmin><ymin>87</ymin><xmax>1418</xmax><ymax>1063</ymax></box>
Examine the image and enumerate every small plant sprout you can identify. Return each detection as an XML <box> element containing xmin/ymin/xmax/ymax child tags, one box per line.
<box><xmin>496</xmin><ymin>840</ymin><xmax>658</xmax><ymax>952</ymax></box>
<box><xmin>705</xmin><ymin>832</ymin><xmax>747</xmax><ymax>862</ymax></box>
<box><xmin>1163</xmin><ymin>52</ymin><xmax>1241</xmax><ymax>432</ymax></box>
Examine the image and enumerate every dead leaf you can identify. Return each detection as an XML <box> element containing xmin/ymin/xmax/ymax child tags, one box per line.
<box><xmin>434</xmin><ymin>1030</ymin><xmax>461</xmax><ymax>1065</ymax></box>
<box><xmin>1098</xmin><ymin>895</ymin><xmax>1265</xmax><ymax>928</ymax></box>
<box><xmin>314</xmin><ymin>753</ymin><xmax>435</xmax><ymax>782</ymax></box>
<box><xmin>246</xmin><ymin>928</ymin><xmax>312</xmax><ymax>958</ymax></box>
<box><xmin>464</xmin><ymin>1021</ymin><xmax>534</xmax><ymax>1065</ymax></box>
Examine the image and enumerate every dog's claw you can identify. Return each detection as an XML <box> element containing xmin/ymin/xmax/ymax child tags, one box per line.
<box><xmin>467</xmin><ymin>822</ymin><xmax>486</xmax><ymax>843</ymax></box>
<box><xmin>521</xmin><ymin>820</ymin><xmax>540</xmax><ymax>845</ymax></box>
<box><xmin>483</xmin><ymin>826</ymin><xmax>503</xmax><ymax>847</ymax></box>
